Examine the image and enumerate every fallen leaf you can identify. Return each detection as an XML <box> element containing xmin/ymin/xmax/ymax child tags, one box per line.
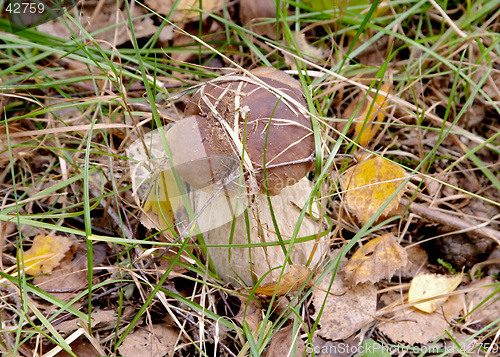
<box><xmin>354</xmin><ymin>82</ymin><xmax>392</xmax><ymax>147</ymax></box>
<box><xmin>19</xmin><ymin>234</ymin><xmax>73</xmax><ymax>275</ymax></box>
<box><xmin>378</xmin><ymin>293</ymin><xmax>464</xmax><ymax>345</ymax></box>
<box><xmin>55</xmin><ymin>339</ymin><xmax>100</xmax><ymax>357</ymax></box>
<box><xmin>239</xmin><ymin>0</ymin><xmax>278</xmax><ymax>39</ymax></box>
<box><xmin>310</xmin><ymin>335</ymin><xmax>362</xmax><ymax>357</ymax></box>
<box><xmin>233</xmin><ymin>297</ymin><xmax>262</xmax><ymax>334</ymax></box>
<box><xmin>408</xmin><ymin>273</ymin><xmax>463</xmax><ymax>313</ymax></box>
<box><xmin>56</xmin><ymin>310</ymin><xmax>117</xmax><ymax>333</ymax></box>
<box><xmin>118</xmin><ymin>324</ymin><xmax>178</xmax><ymax>357</ymax></box>
<box><xmin>311</xmin><ymin>270</ymin><xmax>377</xmax><ymax>341</ymax></box>
<box><xmin>343</xmin><ymin>233</ymin><xmax>408</xmax><ymax>285</ymax></box>
<box><xmin>396</xmin><ymin>245</ymin><xmax>429</xmax><ymax>279</ymax></box>
<box><xmin>340</xmin><ymin>156</ymin><xmax>407</xmax><ymax>226</ymax></box>
<box><xmin>33</xmin><ymin>243</ymin><xmax>106</xmax><ymax>301</ymax></box>
<box><xmin>465</xmin><ymin>276</ymin><xmax>500</xmax><ymax>325</ymax></box>
<box><xmin>254</xmin><ymin>265</ymin><xmax>313</xmax><ymax>296</ymax></box>
<box><xmin>266</xmin><ymin>324</ymin><xmax>305</xmax><ymax>357</ymax></box>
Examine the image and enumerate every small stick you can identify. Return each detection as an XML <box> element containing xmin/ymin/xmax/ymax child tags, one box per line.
<box><xmin>402</xmin><ymin>197</ymin><xmax>500</xmax><ymax>244</ymax></box>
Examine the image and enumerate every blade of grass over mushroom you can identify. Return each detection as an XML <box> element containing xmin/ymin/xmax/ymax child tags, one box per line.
<box><xmin>263</xmin><ymin>98</ymin><xmax>293</xmax><ymax>267</ymax></box>
<box><xmin>277</xmin><ymin>7</ymin><xmax>325</xmax><ymax>181</ymax></box>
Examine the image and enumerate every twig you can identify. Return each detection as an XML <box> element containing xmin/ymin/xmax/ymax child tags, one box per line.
<box><xmin>402</xmin><ymin>197</ymin><xmax>500</xmax><ymax>244</ymax></box>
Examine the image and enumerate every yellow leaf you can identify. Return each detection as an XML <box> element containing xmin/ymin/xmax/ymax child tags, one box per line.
<box><xmin>254</xmin><ymin>265</ymin><xmax>312</xmax><ymax>296</ymax></box>
<box><xmin>143</xmin><ymin>169</ymin><xmax>184</xmax><ymax>232</ymax></box>
<box><xmin>408</xmin><ymin>273</ymin><xmax>463</xmax><ymax>313</ymax></box>
<box><xmin>340</xmin><ymin>156</ymin><xmax>407</xmax><ymax>226</ymax></box>
<box><xmin>354</xmin><ymin>81</ymin><xmax>392</xmax><ymax>147</ymax></box>
<box><xmin>343</xmin><ymin>233</ymin><xmax>408</xmax><ymax>285</ymax></box>
<box><xmin>19</xmin><ymin>234</ymin><xmax>72</xmax><ymax>275</ymax></box>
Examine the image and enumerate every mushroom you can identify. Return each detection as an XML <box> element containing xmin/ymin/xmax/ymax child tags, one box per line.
<box><xmin>184</xmin><ymin>67</ymin><xmax>315</xmax><ymax>196</ymax></box>
<box><xmin>184</xmin><ymin>68</ymin><xmax>327</xmax><ymax>287</ymax></box>
<box><xmin>130</xmin><ymin>68</ymin><xmax>327</xmax><ymax>287</ymax></box>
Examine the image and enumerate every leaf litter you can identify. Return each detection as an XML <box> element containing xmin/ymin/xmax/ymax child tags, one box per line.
<box><xmin>1</xmin><ymin>0</ymin><xmax>499</xmax><ymax>355</ymax></box>
<box><xmin>311</xmin><ymin>267</ymin><xmax>377</xmax><ymax>341</ymax></box>
<box><xmin>343</xmin><ymin>233</ymin><xmax>408</xmax><ymax>285</ymax></box>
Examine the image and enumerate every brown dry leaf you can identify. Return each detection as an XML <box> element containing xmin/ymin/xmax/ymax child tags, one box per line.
<box><xmin>378</xmin><ymin>293</ymin><xmax>464</xmax><ymax>345</ymax></box>
<box><xmin>33</xmin><ymin>252</ymin><xmax>86</xmax><ymax>301</ymax></box>
<box><xmin>239</xmin><ymin>0</ymin><xmax>278</xmax><ymax>39</ymax></box>
<box><xmin>55</xmin><ymin>339</ymin><xmax>100</xmax><ymax>357</ymax></box>
<box><xmin>396</xmin><ymin>245</ymin><xmax>429</xmax><ymax>279</ymax></box>
<box><xmin>33</xmin><ymin>244</ymin><xmax>106</xmax><ymax>301</ymax></box>
<box><xmin>56</xmin><ymin>310</ymin><xmax>117</xmax><ymax>333</ymax></box>
<box><xmin>340</xmin><ymin>156</ymin><xmax>407</xmax><ymax>226</ymax></box>
<box><xmin>254</xmin><ymin>265</ymin><xmax>313</xmax><ymax>296</ymax></box>
<box><xmin>465</xmin><ymin>276</ymin><xmax>500</xmax><ymax>325</ymax></box>
<box><xmin>354</xmin><ymin>82</ymin><xmax>392</xmax><ymax>147</ymax></box>
<box><xmin>144</xmin><ymin>0</ymin><xmax>222</xmax><ymax>23</ymax></box>
<box><xmin>408</xmin><ymin>273</ymin><xmax>463</xmax><ymax>313</ymax></box>
<box><xmin>311</xmin><ymin>270</ymin><xmax>377</xmax><ymax>341</ymax></box>
<box><xmin>265</xmin><ymin>324</ymin><xmax>305</xmax><ymax>357</ymax></box>
<box><xmin>19</xmin><ymin>234</ymin><xmax>73</xmax><ymax>275</ymax></box>
<box><xmin>233</xmin><ymin>297</ymin><xmax>262</xmax><ymax>333</ymax></box>
<box><xmin>343</xmin><ymin>233</ymin><xmax>408</xmax><ymax>285</ymax></box>
<box><xmin>118</xmin><ymin>324</ymin><xmax>178</xmax><ymax>357</ymax></box>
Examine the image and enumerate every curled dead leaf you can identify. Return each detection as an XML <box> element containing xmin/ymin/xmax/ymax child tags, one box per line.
<box><xmin>343</xmin><ymin>233</ymin><xmax>408</xmax><ymax>285</ymax></box>
<box><xmin>118</xmin><ymin>324</ymin><xmax>178</xmax><ymax>357</ymax></box>
<box><xmin>265</xmin><ymin>324</ymin><xmax>305</xmax><ymax>357</ymax></box>
<box><xmin>254</xmin><ymin>265</ymin><xmax>313</xmax><ymax>296</ymax></box>
<box><xmin>465</xmin><ymin>276</ymin><xmax>500</xmax><ymax>325</ymax></box>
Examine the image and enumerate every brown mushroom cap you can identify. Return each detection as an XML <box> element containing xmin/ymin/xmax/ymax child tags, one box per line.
<box><xmin>184</xmin><ymin>67</ymin><xmax>315</xmax><ymax>195</ymax></box>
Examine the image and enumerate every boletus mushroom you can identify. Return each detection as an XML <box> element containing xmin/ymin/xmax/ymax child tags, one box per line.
<box><xmin>184</xmin><ymin>66</ymin><xmax>315</xmax><ymax>196</ymax></box>
<box><xmin>182</xmin><ymin>67</ymin><xmax>327</xmax><ymax>287</ymax></box>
